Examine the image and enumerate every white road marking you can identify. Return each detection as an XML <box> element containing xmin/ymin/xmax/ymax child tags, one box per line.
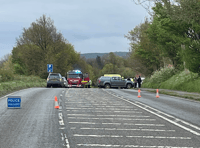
<box><xmin>104</xmin><ymin>90</ymin><xmax>200</xmax><ymax>136</ymax></box>
<box><xmin>77</xmin><ymin>144</ymin><xmax>193</xmax><ymax>148</ymax></box>
<box><xmin>67</xmin><ymin>114</ymin><xmax>149</xmax><ymax>117</ymax></box>
<box><xmin>69</xmin><ymin>122</ymin><xmax>100</xmax><ymax>124</ymax></box>
<box><xmin>66</xmin><ymin>110</ymin><xmax>142</xmax><ymax>113</ymax></box>
<box><xmin>69</xmin><ymin>122</ymin><xmax>123</xmax><ymax>125</ymax></box>
<box><xmin>124</xmin><ymin>123</ymin><xmax>165</xmax><ymax>126</ymax></box>
<box><xmin>65</xmin><ymin>108</ymin><xmax>137</xmax><ymax>111</ymax></box>
<box><xmin>67</xmin><ymin>117</ymin><xmax>155</xmax><ymax>121</ymax></box>
<box><xmin>74</xmin><ymin>134</ymin><xmax>190</xmax><ymax>139</ymax></box>
<box><xmin>126</xmin><ymin>136</ymin><xmax>191</xmax><ymax>139</ymax></box>
<box><xmin>58</xmin><ymin>113</ymin><xmax>65</xmax><ymax>125</ymax></box>
<box><xmin>59</xmin><ymin>127</ymin><xmax>65</xmax><ymax>129</ymax></box>
<box><xmin>74</xmin><ymin>134</ymin><xmax>123</xmax><ymax>137</ymax></box>
<box><xmin>79</xmin><ymin>127</ymin><xmax>175</xmax><ymax>132</ymax></box>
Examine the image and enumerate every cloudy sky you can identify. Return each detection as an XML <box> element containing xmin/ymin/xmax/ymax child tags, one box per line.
<box><xmin>0</xmin><ymin>0</ymin><xmax>150</xmax><ymax>59</ymax></box>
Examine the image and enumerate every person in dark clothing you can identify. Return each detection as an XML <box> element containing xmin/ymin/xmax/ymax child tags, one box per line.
<box><xmin>137</xmin><ymin>76</ymin><xmax>142</xmax><ymax>88</ymax></box>
<box><xmin>134</xmin><ymin>77</ymin><xmax>137</xmax><ymax>88</ymax></box>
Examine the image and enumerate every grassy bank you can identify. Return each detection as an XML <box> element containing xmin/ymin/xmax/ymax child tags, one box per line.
<box><xmin>0</xmin><ymin>75</ymin><xmax>46</xmax><ymax>97</ymax></box>
<box><xmin>142</xmin><ymin>68</ymin><xmax>200</xmax><ymax>93</ymax></box>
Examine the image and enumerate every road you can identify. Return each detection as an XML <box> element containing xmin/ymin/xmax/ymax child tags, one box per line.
<box><xmin>0</xmin><ymin>88</ymin><xmax>200</xmax><ymax>148</ymax></box>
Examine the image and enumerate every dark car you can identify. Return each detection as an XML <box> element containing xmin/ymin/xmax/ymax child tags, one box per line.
<box><xmin>47</xmin><ymin>73</ymin><xmax>64</xmax><ymax>88</ymax></box>
<box><xmin>97</xmin><ymin>76</ymin><xmax>133</xmax><ymax>89</ymax></box>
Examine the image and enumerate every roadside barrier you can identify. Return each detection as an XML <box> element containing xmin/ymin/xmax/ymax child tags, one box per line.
<box><xmin>138</xmin><ymin>89</ymin><xmax>141</xmax><ymax>98</ymax></box>
<box><xmin>55</xmin><ymin>96</ymin><xmax>59</xmax><ymax>109</ymax></box>
<box><xmin>156</xmin><ymin>89</ymin><xmax>160</xmax><ymax>98</ymax></box>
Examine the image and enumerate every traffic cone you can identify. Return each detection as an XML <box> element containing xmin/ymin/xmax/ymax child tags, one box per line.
<box><xmin>156</xmin><ymin>89</ymin><xmax>160</xmax><ymax>98</ymax></box>
<box><xmin>55</xmin><ymin>96</ymin><xmax>59</xmax><ymax>109</ymax></box>
<box><xmin>138</xmin><ymin>89</ymin><xmax>141</xmax><ymax>98</ymax></box>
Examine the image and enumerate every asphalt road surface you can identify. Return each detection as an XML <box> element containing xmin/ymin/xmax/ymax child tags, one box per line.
<box><xmin>0</xmin><ymin>88</ymin><xmax>200</xmax><ymax>148</ymax></box>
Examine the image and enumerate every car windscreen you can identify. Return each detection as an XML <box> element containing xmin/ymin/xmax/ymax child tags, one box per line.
<box><xmin>49</xmin><ymin>74</ymin><xmax>60</xmax><ymax>78</ymax></box>
<box><xmin>67</xmin><ymin>74</ymin><xmax>83</xmax><ymax>79</ymax></box>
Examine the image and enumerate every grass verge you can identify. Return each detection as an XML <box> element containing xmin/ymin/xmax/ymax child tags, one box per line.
<box><xmin>144</xmin><ymin>89</ymin><xmax>200</xmax><ymax>101</ymax></box>
<box><xmin>0</xmin><ymin>75</ymin><xmax>46</xmax><ymax>98</ymax></box>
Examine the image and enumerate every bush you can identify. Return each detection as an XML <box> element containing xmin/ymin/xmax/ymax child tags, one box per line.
<box><xmin>0</xmin><ymin>69</ymin><xmax>14</xmax><ymax>82</ymax></box>
<box><xmin>160</xmin><ymin>70</ymin><xmax>199</xmax><ymax>91</ymax></box>
<box><xmin>143</xmin><ymin>65</ymin><xmax>177</xmax><ymax>88</ymax></box>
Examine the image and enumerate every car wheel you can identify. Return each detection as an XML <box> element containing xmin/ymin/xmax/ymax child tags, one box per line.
<box><xmin>126</xmin><ymin>84</ymin><xmax>132</xmax><ymax>89</ymax></box>
<box><xmin>105</xmin><ymin>84</ymin><xmax>110</xmax><ymax>89</ymax></box>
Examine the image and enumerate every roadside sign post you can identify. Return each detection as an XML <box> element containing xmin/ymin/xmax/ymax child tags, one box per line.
<box><xmin>7</xmin><ymin>96</ymin><xmax>21</xmax><ymax>109</ymax></box>
<box><xmin>47</xmin><ymin>64</ymin><xmax>53</xmax><ymax>73</ymax></box>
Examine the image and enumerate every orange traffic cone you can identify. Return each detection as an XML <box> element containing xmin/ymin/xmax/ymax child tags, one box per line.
<box><xmin>55</xmin><ymin>96</ymin><xmax>59</xmax><ymax>109</ymax></box>
<box><xmin>156</xmin><ymin>89</ymin><xmax>160</xmax><ymax>98</ymax></box>
<box><xmin>138</xmin><ymin>89</ymin><xmax>141</xmax><ymax>98</ymax></box>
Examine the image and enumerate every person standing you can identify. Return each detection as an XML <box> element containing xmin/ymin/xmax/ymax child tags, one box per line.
<box><xmin>137</xmin><ymin>76</ymin><xmax>142</xmax><ymax>88</ymax></box>
<box><xmin>134</xmin><ymin>77</ymin><xmax>137</xmax><ymax>88</ymax></box>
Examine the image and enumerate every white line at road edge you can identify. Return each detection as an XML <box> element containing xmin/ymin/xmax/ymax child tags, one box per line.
<box><xmin>103</xmin><ymin>90</ymin><xmax>200</xmax><ymax>136</ymax></box>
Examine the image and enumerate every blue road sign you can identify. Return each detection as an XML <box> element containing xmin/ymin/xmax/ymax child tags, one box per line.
<box><xmin>7</xmin><ymin>96</ymin><xmax>21</xmax><ymax>108</ymax></box>
<box><xmin>47</xmin><ymin>64</ymin><xmax>53</xmax><ymax>73</ymax></box>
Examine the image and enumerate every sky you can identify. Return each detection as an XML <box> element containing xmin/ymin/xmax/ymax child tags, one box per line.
<box><xmin>0</xmin><ymin>0</ymin><xmax>150</xmax><ymax>59</ymax></box>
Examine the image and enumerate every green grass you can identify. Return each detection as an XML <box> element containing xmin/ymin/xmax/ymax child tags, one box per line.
<box><xmin>0</xmin><ymin>75</ymin><xmax>46</xmax><ymax>97</ymax></box>
<box><xmin>159</xmin><ymin>70</ymin><xmax>200</xmax><ymax>93</ymax></box>
<box><xmin>143</xmin><ymin>68</ymin><xmax>200</xmax><ymax>93</ymax></box>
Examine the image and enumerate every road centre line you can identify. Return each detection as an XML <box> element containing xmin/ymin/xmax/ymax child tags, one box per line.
<box><xmin>73</xmin><ymin>134</ymin><xmax>190</xmax><ymax>139</ymax></box>
<box><xmin>79</xmin><ymin>127</ymin><xmax>175</xmax><ymax>132</ymax></box>
<box><xmin>104</xmin><ymin>90</ymin><xmax>200</xmax><ymax>136</ymax></box>
<box><xmin>77</xmin><ymin>144</ymin><xmax>193</xmax><ymax>148</ymax></box>
<box><xmin>68</xmin><ymin>117</ymin><xmax>155</xmax><ymax>121</ymax></box>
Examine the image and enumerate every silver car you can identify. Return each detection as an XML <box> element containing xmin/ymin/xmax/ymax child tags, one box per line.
<box><xmin>62</xmin><ymin>77</ymin><xmax>68</xmax><ymax>88</ymax></box>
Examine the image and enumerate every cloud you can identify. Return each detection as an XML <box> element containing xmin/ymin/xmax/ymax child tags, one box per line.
<box><xmin>0</xmin><ymin>43</ymin><xmax>13</xmax><ymax>59</ymax></box>
<box><xmin>0</xmin><ymin>0</ymin><xmax>149</xmax><ymax>58</ymax></box>
<box><xmin>73</xmin><ymin>36</ymin><xmax>130</xmax><ymax>54</ymax></box>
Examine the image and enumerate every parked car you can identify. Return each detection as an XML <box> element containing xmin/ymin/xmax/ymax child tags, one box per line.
<box><xmin>97</xmin><ymin>76</ymin><xmax>134</xmax><ymax>89</ymax></box>
<box><xmin>62</xmin><ymin>77</ymin><xmax>68</xmax><ymax>88</ymax></box>
<box><xmin>46</xmin><ymin>73</ymin><xmax>64</xmax><ymax>88</ymax></box>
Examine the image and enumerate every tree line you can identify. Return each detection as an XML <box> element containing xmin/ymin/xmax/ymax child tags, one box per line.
<box><xmin>127</xmin><ymin>0</ymin><xmax>200</xmax><ymax>76</ymax></box>
<box><xmin>6</xmin><ymin>15</ymin><xmax>135</xmax><ymax>84</ymax></box>
<box><xmin>2</xmin><ymin>0</ymin><xmax>199</xmax><ymax>84</ymax></box>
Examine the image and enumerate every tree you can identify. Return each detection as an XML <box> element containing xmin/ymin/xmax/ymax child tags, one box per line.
<box><xmin>96</xmin><ymin>56</ymin><xmax>103</xmax><ymax>69</ymax></box>
<box><xmin>134</xmin><ymin>0</ymin><xmax>200</xmax><ymax>74</ymax></box>
<box><xmin>125</xmin><ymin>19</ymin><xmax>163</xmax><ymax>76</ymax></box>
<box><xmin>147</xmin><ymin>2</ymin><xmax>186</xmax><ymax>68</ymax></box>
<box><xmin>12</xmin><ymin>15</ymin><xmax>79</xmax><ymax>78</ymax></box>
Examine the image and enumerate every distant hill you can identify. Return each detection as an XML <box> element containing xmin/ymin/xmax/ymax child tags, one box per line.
<box><xmin>81</xmin><ymin>52</ymin><xmax>129</xmax><ymax>59</ymax></box>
